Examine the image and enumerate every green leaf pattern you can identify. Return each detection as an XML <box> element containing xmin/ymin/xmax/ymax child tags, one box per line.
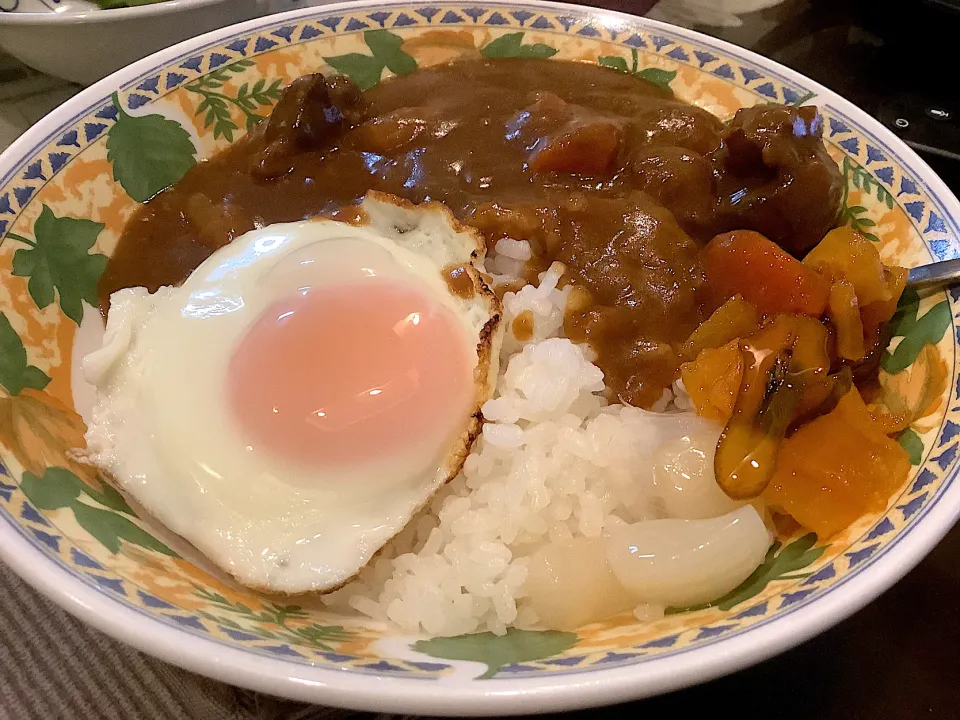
<box><xmin>598</xmin><ymin>48</ymin><xmax>676</xmax><ymax>90</ymax></box>
<box><xmin>881</xmin><ymin>288</ymin><xmax>951</xmax><ymax>464</ymax></box>
<box><xmin>192</xmin><ymin>587</ymin><xmax>353</xmax><ymax>651</ymax></box>
<box><xmin>19</xmin><ymin>467</ymin><xmax>176</xmax><ymax>557</ymax></box>
<box><xmin>363</xmin><ymin>29</ymin><xmax>418</xmax><ymax>74</ymax></box>
<box><xmin>0</xmin><ymin>314</ymin><xmax>50</xmax><ymax>396</ymax></box>
<box><xmin>324</xmin><ymin>53</ymin><xmax>388</xmax><ymax>92</ymax></box>
<box><xmin>19</xmin><ymin>466</ymin><xmax>84</xmax><ymax>510</ymax></box>
<box><xmin>184</xmin><ymin>60</ymin><xmax>284</xmax><ymax>140</ymax></box>
<box><xmin>669</xmin><ymin>533</ymin><xmax>827</xmax><ymax>613</ymax></box>
<box><xmin>882</xmin><ymin>288</ymin><xmax>951</xmax><ymax>374</ymax></box>
<box><xmin>898</xmin><ymin>427</ymin><xmax>924</xmax><ymax>466</ymax></box>
<box><xmin>636</xmin><ymin>67</ymin><xmax>678</xmax><ymax>89</ymax></box>
<box><xmin>72</xmin><ymin>503</ymin><xmax>175</xmax><ymax>556</ymax></box>
<box><xmin>8</xmin><ymin>205</ymin><xmax>108</xmax><ymax>324</ymax></box>
<box><xmin>839</xmin><ymin>155</ymin><xmax>894</xmax><ymax>243</ymax></box>
<box><xmin>107</xmin><ymin>92</ymin><xmax>197</xmax><ymax>202</ymax></box>
<box><xmin>413</xmin><ymin>629</ymin><xmax>578</xmax><ymax>679</ymax></box>
<box><xmin>324</xmin><ymin>30</ymin><xmax>417</xmax><ymax>91</ymax></box>
<box><xmin>598</xmin><ymin>55</ymin><xmax>630</xmax><ymax>73</ymax></box>
<box><xmin>480</xmin><ymin>32</ymin><xmax>559</xmax><ymax>60</ymax></box>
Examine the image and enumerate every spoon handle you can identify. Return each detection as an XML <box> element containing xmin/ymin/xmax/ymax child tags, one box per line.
<box><xmin>906</xmin><ymin>258</ymin><xmax>960</xmax><ymax>291</ymax></box>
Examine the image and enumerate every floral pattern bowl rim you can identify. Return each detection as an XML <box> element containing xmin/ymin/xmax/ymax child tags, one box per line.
<box><xmin>1</xmin><ymin>0</ymin><xmax>960</xmax><ymax>714</ymax></box>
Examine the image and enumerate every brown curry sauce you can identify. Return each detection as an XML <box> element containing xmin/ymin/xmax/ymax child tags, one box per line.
<box><xmin>99</xmin><ymin>58</ymin><xmax>842</xmax><ymax>408</ymax></box>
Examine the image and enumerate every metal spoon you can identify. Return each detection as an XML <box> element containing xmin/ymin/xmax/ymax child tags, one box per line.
<box><xmin>906</xmin><ymin>259</ymin><xmax>960</xmax><ymax>291</ymax></box>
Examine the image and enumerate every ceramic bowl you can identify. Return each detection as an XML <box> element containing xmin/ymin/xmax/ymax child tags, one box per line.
<box><xmin>0</xmin><ymin>0</ymin><xmax>309</xmax><ymax>85</ymax></box>
<box><xmin>1</xmin><ymin>1</ymin><xmax>959</xmax><ymax>713</ymax></box>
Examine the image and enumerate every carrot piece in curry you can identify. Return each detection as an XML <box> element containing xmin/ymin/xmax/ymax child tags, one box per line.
<box><xmin>528</xmin><ymin>122</ymin><xmax>622</xmax><ymax>175</ymax></box>
<box><xmin>702</xmin><ymin>230</ymin><xmax>831</xmax><ymax>317</ymax></box>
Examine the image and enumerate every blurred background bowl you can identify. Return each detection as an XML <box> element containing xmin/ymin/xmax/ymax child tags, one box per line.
<box><xmin>0</xmin><ymin>0</ymin><xmax>306</xmax><ymax>85</ymax></box>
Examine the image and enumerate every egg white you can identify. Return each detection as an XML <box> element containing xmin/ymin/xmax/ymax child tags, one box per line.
<box><xmin>83</xmin><ymin>194</ymin><xmax>502</xmax><ymax>593</ymax></box>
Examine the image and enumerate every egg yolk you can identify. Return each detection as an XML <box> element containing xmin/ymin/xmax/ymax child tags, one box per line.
<box><xmin>227</xmin><ymin>279</ymin><xmax>474</xmax><ymax>467</ymax></box>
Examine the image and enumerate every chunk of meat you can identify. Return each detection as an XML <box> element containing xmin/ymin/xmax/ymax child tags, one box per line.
<box><xmin>624</xmin><ymin>104</ymin><xmax>724</xmax><ymax>156</ymax></box>
<box><xmin>253</xmin><ymin>73</ymin><xmax>363</xmax><ymax>179</ymax></box>
<box><xmin>263</xmin><ymin>73</ymin><xmax>347</xmax><ymax>148</ymax></box>
<box><xmin>325</xmin><ymin>73</ymin><xmax>366</xmax><ymax>125</ymax></box>
<box><xmin>559</xmin><ymin>192</ymin><xmax>704</xmax><ymax>407</ymax></box>
<box><xmin>625</xmin><ymin>145</ymin><xmax>716</xmax><ymax>233</ymax></box>
<box><xmin>709</xmin><ymin>105</ymin><xmax>844</xmax><ymax>256</ymax></box>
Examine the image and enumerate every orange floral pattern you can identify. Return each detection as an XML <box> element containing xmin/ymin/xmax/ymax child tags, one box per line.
<box><xmin>0</xmin><ymin>7</ymin><xmax>954</xmax><ymax>678</ymax></box>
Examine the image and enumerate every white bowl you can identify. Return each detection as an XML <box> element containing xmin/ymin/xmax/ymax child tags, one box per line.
<box><xmin>0</xmin><ymin>0</ymin><xmax>307</xmax><ymax>85</ymax></box>
<box><xmin>1</xmin><ymin>0</ymin><xmax>959</xmax><ymax>713</ymax></box>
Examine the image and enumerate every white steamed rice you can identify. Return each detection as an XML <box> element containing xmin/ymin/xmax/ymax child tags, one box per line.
<box><xmin>322</xmin><ymin>252</ymin><xmax>730</xmax><ymax>636</ymax></box>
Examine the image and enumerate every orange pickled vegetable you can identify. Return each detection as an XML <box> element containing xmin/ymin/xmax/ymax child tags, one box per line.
<box><xmin>714</xmin><ymin>320</ymin><xmax>799</xmax><ymax>499</ymax></box>
<box><xmin>680</xmin><ymin>295</ymin><xmax>760</xmax><ymax>360</ymax></box>
<box><xmin>828</xmin><ymin>279</ymin><xmax>865</xmax><ymax>361</ymax></box>
<box><xmin>785</xmin><ymin>315</ymin><xmax>830</xmax><ymax>371</ymax></box>
<box><xmin>785</xmin><ymin>315</ymin><xmax>834</xmax><ymax>418</ymax></box>
<box><xmin>804</xmin><ymin>227</ymin><xmax>902</xmax><ymax>307</ymax></box>
<box><xmin>713</xmin><ymin>315</ymin><xmax>839</xmax><ymax>499</ymax></box>
<box><xmin>861</xmin><ymin>265</ymin><xmax>908</xmax><ymax>347</ymax></box>
<box><xmin>799</xmin><ymin>365</ymin><xmax>853</xmax><ymax>426</ymax></box>
<box><xmin>763</xmin><ymin>387</ymin><xmax>910</xmax><ymax>538</ymax></box>
<box><xmin>680</xmin><ymin>340</ymin><xmax>744</xmax><ymax>423</ymax></box>
<box><xmin>703</xmin><ymin>231</ymin><xmax>831</xmax><ymax>317</ymax></box>
<box><xmin>805</xmin><ymin>226</ymin><xmax>907</xmax><ymax>355</ymax></box>
<box><xmin>868</xmin><ymin>405</ymin><xmax>911</xmax><ymax>435</ymax></box>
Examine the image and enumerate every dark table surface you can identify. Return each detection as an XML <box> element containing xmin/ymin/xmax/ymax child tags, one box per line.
<box><xmin>574</xmin><ymin>1</ymin><xmax>960</xmax><ymax>717</ymax></box>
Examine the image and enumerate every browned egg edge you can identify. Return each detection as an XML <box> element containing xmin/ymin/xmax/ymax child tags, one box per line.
<box><xmin>88</xmin><ymin>192</ymin><xmax>505</xmax><ymax>598</ymax></box>
<box><xmin>263</xmin><ymin>193</ymin><xmax>505</xmax><ymax>596</ymax></box>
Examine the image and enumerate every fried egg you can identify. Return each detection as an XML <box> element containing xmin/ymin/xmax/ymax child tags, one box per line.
<box><xmin>82</xmin><ymin>193</ymin><xmax>502</xmax><ymax>593</ymax></box>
